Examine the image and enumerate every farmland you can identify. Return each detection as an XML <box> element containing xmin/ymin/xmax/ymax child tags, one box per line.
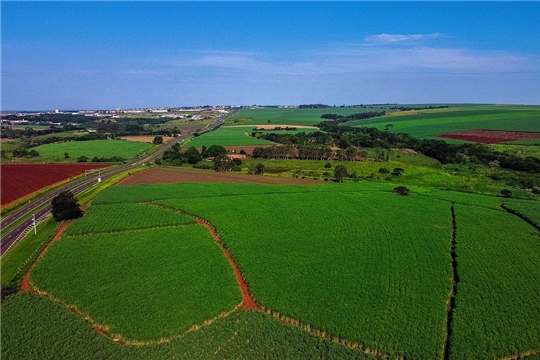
<box><xmin>186</xmin><ymin>127</ymin><xmax>275</xmax><ymax>147</ymax></box>
<box><xmin>0</xmin><ymin>164</ymin><xmax>111</xmax><ymax>206</ymax></box>
<box><xmin>31</xmin><ymin>139</ymin><xmax>153</xmax><ymax>162</ymax></box>
<box><xmin>31</xmin><ymin>226</ymin><xmax>241</xmax><ymax>340</ymax></box>
<box><xmin>346</xmin><ymin>106</ymin><xmax>540</xmax><ymax>140</ymax></box>
<box><xmin>6</xmin><ymin>179</ymin><xmax>537</xmax><ymax>359</ymax></box>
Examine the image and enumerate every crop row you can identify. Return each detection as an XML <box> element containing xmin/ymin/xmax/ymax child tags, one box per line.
<box><xmin>31</xmin><ymin>226</ymin><xmax>241</xmax><ymax>340</ymax></box>
<box><xmin>451</xmin><ymin>205</ymin><xmax>540</xmax><ymax>360</ymax></box>
<box><xmin>503</xmin><ymin>199</ymin><xmax>540</xmax><ymax>228</ymax></box>
<box><xmin>65</xmin><ymin>203</ymin><xmax>195</xmax><ymax>235</ymax></box>
<box><xmin>158</xmin><ymin>190</ymin><xmax>454</xmax><ymax>359</ymax></box>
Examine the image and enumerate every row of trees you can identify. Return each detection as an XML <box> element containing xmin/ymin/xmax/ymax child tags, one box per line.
<box><xmin>159</xmin><ymin>144</ymin><xmax>229</xmax><ymax>166</ymax></box>
<box><xmin>252</xmin><ymin>144</ymin><xmax>368</xmax><ymax>161</ymax></box>
<box><xmin>257</xmin><ymin>123</ymin><xmax>540</xmax><ymax>174</ymax></box>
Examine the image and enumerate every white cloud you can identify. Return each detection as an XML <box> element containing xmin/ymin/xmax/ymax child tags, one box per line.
<box><xmin>364</xmin><ymin>33</ymin><xmax>443</xmax><ymax>45</ymax></box>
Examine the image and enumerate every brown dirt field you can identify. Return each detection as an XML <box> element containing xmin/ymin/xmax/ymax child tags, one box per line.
<box><xmin>0</xmin><ymin>138</ymin><xmax>13</xmax><ymax>143</ymax></box>
<box><xmin>120</xmin><ymin>136</ymin><xmax>173</xmax><ymax>143</ymax></box>
<box><xmin>438</xmin><ymin>129</ymin><xmax>540</xmax><ymax>144</ymax></box>
<box><xmin>117</xmin><ymin>167</ymin><xmax>319</xmax><ymax>186</ymax></box>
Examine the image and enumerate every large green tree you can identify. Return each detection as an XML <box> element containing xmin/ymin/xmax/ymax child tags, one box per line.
<box><xmin>334</xmin><ymin>165</ymin><xmax>348</xmax><ymax>183</ymax></box>
<box><xmin>51</xmin><ymin>191</ymin><xmax>83</xmax><ymax>222</ymax></box>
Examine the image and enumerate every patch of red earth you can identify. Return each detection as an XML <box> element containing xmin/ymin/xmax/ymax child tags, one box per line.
<box><xmin>1</xmin><ymin>163</ymin><xmax>111</xmax><ymax>206</ymax></box>
<box><xmin>438</xmin><ymin>129</ymin><xmax>540</xmax><ymax>144</ymax></box>
<box><xmin>20</xmin><ymin>221</ymin><xmax>73</xmax><ymax>292</ymax></box>
<box><xmin>117</xmin><ymin>167</ymin><xmax>318</xmax><ymax>186</ymax></box>
<box><xmin>196</xmin><ymin>219</ymin><xmax>260</xmax><ymax>310</ymax></box>
<box><xmin>0</xmin><ymin>138</ymin><xmax>13</xmax><ymax>143</ymax></box>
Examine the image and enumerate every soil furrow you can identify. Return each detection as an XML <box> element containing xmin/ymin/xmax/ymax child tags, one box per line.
<box><xmin>500</xmin><ymin>203</ymin><xmax>540</xmax><ymax>232</ymax></box>
<box><xmin>443</xmin><ymin>203</ymin><xmax>459</xmax><ymax>360</ymax></box>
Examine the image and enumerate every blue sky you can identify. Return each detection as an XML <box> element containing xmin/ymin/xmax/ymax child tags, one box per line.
<box><xmin>2</xmin><ymin>2</ymin><xmax>540</xmax><ymax>110</ymax></box>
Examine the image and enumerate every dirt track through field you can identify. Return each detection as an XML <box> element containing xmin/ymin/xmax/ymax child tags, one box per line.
<box><xmin>196</xmin><ymin>218</ymin><xmax>260</xmax><ymax>310</ymax></box>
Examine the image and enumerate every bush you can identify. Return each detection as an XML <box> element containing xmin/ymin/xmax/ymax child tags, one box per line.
<box><xmin>394</xmin><ymin>186</ymin><xmax>410</xmax><ymax>196</ymax></box>
<box><xmin>325</xmin><ymin>162</ymin><xmax>332</xmax><ymax>168</ymax></box>
<box><xmin>378</xmin><ymin>167</ymin><xmax>390</xmax><ymax>174</ymax></box>
<box><xmin>77</xmin><ymin>156</ymin><xmax>88</xmax><ymax>163</ymax></box>
<box><xmin>500</xmin><ymin>189</ymin><xmax>512</xmax><ymax>198</ymax></box>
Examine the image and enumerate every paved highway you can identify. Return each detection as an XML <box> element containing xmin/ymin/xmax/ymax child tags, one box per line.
<box><xmin>0</xmin><ymin>110</ymin><xmax>236</xmax><ymax>256</ymax></box>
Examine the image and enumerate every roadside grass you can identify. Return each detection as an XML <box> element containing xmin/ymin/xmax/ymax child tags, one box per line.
<box><xmin>31</xmin><ymin>139</ymin><xmax>153</xmax><ymax>163</ymax></box>
<box><xmin>0</xmin><ymin>217</ymin><xmax>59</xmax><ymax>287</ymax></box>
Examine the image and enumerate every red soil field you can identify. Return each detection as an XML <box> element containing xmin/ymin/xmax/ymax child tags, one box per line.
<box><xmin>438</xmin><ymin>129</ymin><xmax>540</xmax><ymax>144</ymax></box>
<box><xmin>117</xmin><ymin>167</ymin><xmax>319</xmax><ymax>186</ymax></box>
<box><xmin>1</xmin><ymin>164</ymin><xmax>111</xmax><ymax>207</ymax></box>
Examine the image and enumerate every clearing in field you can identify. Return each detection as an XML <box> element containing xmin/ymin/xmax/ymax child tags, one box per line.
<box><xmin>438</xmin><ymin>129</ymin><xmax>540</xmax><ymax>144</ymax></box>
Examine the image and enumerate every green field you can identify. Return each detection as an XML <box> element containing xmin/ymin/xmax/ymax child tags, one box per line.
<box><xmin>31</xmin><ymin>139</ymin><xmax>153</xmax><ymax>162</ymax></box>
<box><xmin>64</xmin><ymin>203</ymin><xmax>195</xmax><ymax>235</ymax></box>
<box><xmin>1</xmin><ymin>293</ymin><xmax>370</xmax><ymax>360</ymax></box>
<box><xmin>5</xmin><ymin>180</ymin><xmax>540</xmax><ymax>359</ymax></box>
<box><xmin>226</xmin><ymin>107</ymin><xmax>384</xmax><ymax>126</ymax></box>
<box><xmin>186</xmin><ymin>127</ymin><xmax>275</xmax><ymax>147</ymax></box>
<box><xmin>346</xmin><ymin>107</ymin><xmax>540</xmax><ymax>140</ymax></box>
<box><xmin>158</xmin><ymin>189</ymin><xmax>454</xmax><ymax>359</ymax></box>
<box><xmin>451</xmin><ymin>205</ymin><xmax>540</xmax><ymax>359</ymax></box>
<box><xmin>31</xmin><ymin>225</ymin><xmax>241</xmax><ymax>340</ymax></box>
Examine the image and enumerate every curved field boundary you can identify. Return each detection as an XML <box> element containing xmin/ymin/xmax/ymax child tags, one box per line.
<box><xmin>500</xmin><ymin>203</ymin><xmax>540</xmax><ymax>232</ymax></box>
<box><xmin>499</xmin><ymin>349</ymin><xmax>540</xmax><ymax>360</ymax></box>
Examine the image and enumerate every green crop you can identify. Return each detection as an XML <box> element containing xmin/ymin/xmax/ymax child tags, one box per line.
<box><xmin>158</xmin><ymin>189</ymin><xmax>454</xmax><ymax>359</ymax></box>
<box><xmin>503</xmin><ymin>199</ymin><xmax>540</xmax><ymax>227</ymax></box>
<box><xmin>451</xmin><ymin>205</ymin><xmax>540</xmax><ymax>359</ymax></box>
<box><xmin>186</xmin><ymin>127</ymin><xmax>274</xmax><ymax>147</ymax></box>
<box><xmin>65</xmin><ymin>203</ymin><xmax>195</xmax><ymax>235</ymax></box>
<box><xmin>1</xmin><ymin>293</ymin><xmax>372</xmax><ymax>360</ymax></box>
<box><xmin>31</xmin><ymin>226</ymin><xmax>241</xmax><ymax>340</ymax></box>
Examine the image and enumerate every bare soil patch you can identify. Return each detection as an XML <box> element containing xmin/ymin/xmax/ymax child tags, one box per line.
<box><xmin>117</xmin><ymin>167</ymin><xmax>318</xmax><ymax>186</ymax></box>
<box><xmin>120</xmin><ymin>136</ymin><xmax>173</xmax><ymax>143</ymax></box>
<box><xmin>0</xmin><ymin>138</ymin><xmax>13</xmax><ymax>143</ymax></box>
<box><xmin>438</xmin><ymin>129</ymin><xmax>540</xmax><ymax>144</ymax></box>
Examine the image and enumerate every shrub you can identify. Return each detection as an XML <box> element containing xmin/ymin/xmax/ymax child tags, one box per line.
<box><xmin>394</xmin><ymin>186</ymin><xmax>410</xmax><ymax>196</ymax></box>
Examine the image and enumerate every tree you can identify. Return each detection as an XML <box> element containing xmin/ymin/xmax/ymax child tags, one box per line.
<box><xmin>153</xmin><ymin>135</ymin><xmax>163</xmax><ymax>144</ymax></box>
<box><xmin>51</xmin><ymin>190</ymin><xmax>83</xmax><ymax>222</ymax></box>
<box><xmin>64</xmin><ymin>152</ymin><xmax>70</xmax><ymax>159</ymax></box>
<box><xmin>213</xmin><ymin>154</ymin><xmax>235</xmax><ymax>172</ymax></box>
<box><xmin>334</xmin><ymin>165</ymin><xmax>348</xmax><ymax>183</ymax></box>
<box><xmin>204</xmin><ymin>145</ymin><xmax>227</xmax><ymax>158</ymax></box>
<box><xmin>77</xmin><ymin>156</ymin><xmax>88</xmax><ymax>163</ymax></box>
<box><xmin>394</xmin><ymin>186</ymin><xmax>409</xmax><ymax>196</ymax></box>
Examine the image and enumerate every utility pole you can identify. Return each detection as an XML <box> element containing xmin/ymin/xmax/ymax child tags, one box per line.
<box><xmin>33</xmin><ymin>214</ymin><xmax>37</xmax><ymax>235</ymax></box>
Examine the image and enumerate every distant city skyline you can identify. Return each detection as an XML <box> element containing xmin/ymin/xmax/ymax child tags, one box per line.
<box><xmin>2</xmin><ymin>2</ymin><xmax>540</xmax><ymax>110</ymax></box>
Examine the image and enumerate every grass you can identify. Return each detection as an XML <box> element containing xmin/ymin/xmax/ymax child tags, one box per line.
<box><xmin>1</xmin><ymin>292</ymin><xmax>371</xmax><ymax>360</ymax></box>
<box><xmin>31</xmin><ymin>225</ymin><xmax>241</xmax><ymax>340</ymax></box>
<box><xmin>0</xmin><ymin>217</ymin><xmax>59</xmax><ymax>287</ymax></box>
<box><xmin>490</xmin><ymin>144</ymin><xmax>540</xmax><ymax>159</ymax></box>
<box><xmin>347</xmin><ymin>107</ymin><xmax>540</xmax><ymax>139</ymax></box>
<box><xmin>31</xmin><ymin>139</ymin><xmax>153</xmax><ymax>162</ymax></box>
<box><xmin>503</xmin><ymin>199</ymin><xmax>540</xmax><ymax>227</ymax></box>
<box><xmin>451</xmin><ymin>205</ymin><xmax>540</xmax><ymax>359</ymax></box>
<box><xmin>186</xmin><ymin>127</ymin><xmax>275</xmax><ymax>147</ymax></box>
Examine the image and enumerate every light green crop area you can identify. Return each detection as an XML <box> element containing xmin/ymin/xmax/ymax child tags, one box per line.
<box><xmin>32</xmin><ymin>139</ymin><xmax>153</xmax><ymax>162</ymax></box>
<box><xmin>186</xmin><ymin>127</ymin><xmax>274</xmax><ymax>147</ymax></box>
<box><xmin>31</xmin><ymin>225</ymin><xmax>241</xmax><ymax>340</ymax></box>
<box><xmin>347</xmin><ymin>108</ymin><xmax>540</xmax><ymax>139</ymax></box>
